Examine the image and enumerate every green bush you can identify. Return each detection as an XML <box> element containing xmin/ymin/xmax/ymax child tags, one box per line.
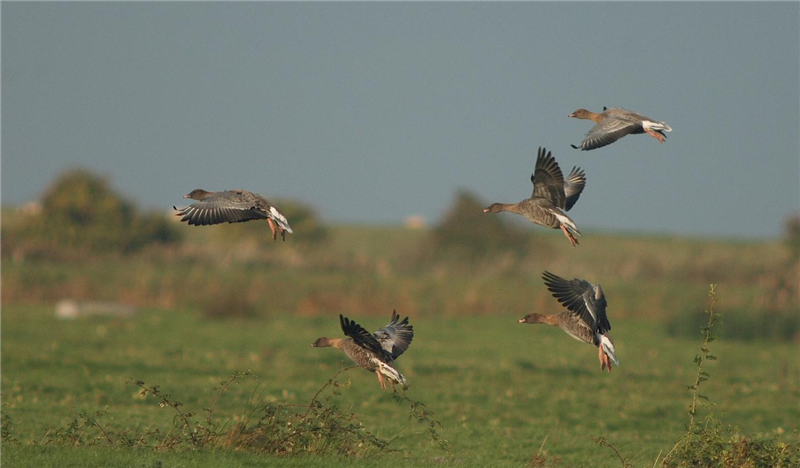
<box><xmin>30</xmin><ymin>369</ymin><xmax>446</xmax><ymax>458</ymax></box>
<box><xmin>430</xmin><ymin>189</ymin><xmax>530</xmax><ymax>259</ymax></box>
<box><xmin>663</xmin><ymin>420</ymin><xmax>800</xmax><ymax>468</ymax></box>
<box><xmin>13</xmin><ymin>168</ymin><xmax>181</xmax><ymax>254</ymax></box>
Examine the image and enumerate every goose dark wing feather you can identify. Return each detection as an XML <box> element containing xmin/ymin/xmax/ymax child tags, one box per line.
<box><xmin>173</xmin><ymin>192</ymin><xmax>268</xmax><ymax>226</ymax></box>
<box><xmin>373</xmin><ymin>310</ymin><xmax>414</xmax><ymax>360</ymax></box>
<box><xmin>542</xmin><ymin>271</ymin><xmax>597</xmax><ymax>331</ymax></box>
<box><xmin>530</xmin><ymin>147</ymin><xmax>566</xmax><ymax>207</ymax></box>
<box><xmin>340</xmin><ymin>315</ymin><xmax>392</xmax><ymax>361</ymax></box>
<box><xmin>577</xmin><ymin>118</ymin><xmax>638</xmax><ymax>151</ymax></box>
<box><xmin>563</xmin><ymin>166</ymin><xmax>586</xmax><ymax>212</ymax></box>
<box><xmin>593</xmin><ymin>284</ymin><xmax>611</xmax><ymax>334</ymax></box>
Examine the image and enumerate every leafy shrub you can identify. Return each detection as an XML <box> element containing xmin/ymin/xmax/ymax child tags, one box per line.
<box><xmin>430</xmin><ymin>189</ymin><xmax>530</xmax><ymax>259</ymax></box>
<box><xmin>30</xmin><ymin>368</ymin><xmax>446</xmax><ymax>457</ymax></box>
<box><xmin>663</xmin><ymin>420</ymin><xmax>800</xmax><ymax>468</ymax></box>
<box><xmin>1</xmin><ymin>411</ymin><xmax>17</xmax><ymax>444</ymax></box>
<box><xmin>11</xmin><ymin>169</ymin><xmax>180</xmax><ymax>254</ymax></box>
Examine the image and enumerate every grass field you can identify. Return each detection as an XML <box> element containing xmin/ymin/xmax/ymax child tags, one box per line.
<box><xmin>3</xmin><ymin>223</ymin><xmax>795</xmax><ymax>324</ymax></box>
<box><xmin>2</xmin><ymin>301</ymin><xmax>798</xmax><ymax>467</ymax></box>
<box><xmin>2</xmin><ymin>221</ymin><xmax>799</xmax><ymax>466</ymax></box>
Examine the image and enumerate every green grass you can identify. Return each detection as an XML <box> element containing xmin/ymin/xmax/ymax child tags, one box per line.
<box><xmin>2</xmin><ymin>224</ymin><xmax>794</xmax><ymax>322</ymax></box>
<box><xmin>2</xmin><ymin>303</ymin><xmax>798</xmax><ymax>467</ymax></box>
<box><xmin>2</xmin><ymin>218</ymin><xmax>798</xmax><ymax>466</ymax></box>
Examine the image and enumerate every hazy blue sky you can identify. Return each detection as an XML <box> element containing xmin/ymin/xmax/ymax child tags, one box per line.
<box><xmin>3</xmin><ymin>2</ymin><xmax>798</xmax><ymax>239</ymax></box>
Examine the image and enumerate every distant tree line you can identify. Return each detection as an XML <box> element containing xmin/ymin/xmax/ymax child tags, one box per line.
<box><xmin>5</xmin><ymin>168</ymin><xmax>328</xmax><ymax>255</ymax></box>
<box><xmin>11</xmin><ymin>169</ymin><xmax>179</xmax><ymax>253</ymax></box>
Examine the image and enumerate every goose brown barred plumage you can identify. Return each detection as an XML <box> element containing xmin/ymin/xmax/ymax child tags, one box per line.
<box><xmin>311</xmin><ymin>311</ymin><xmax>414</xmax><ymax>391</ymax></box>
<box><xmin>569</xmin><ymin>107</ymin><xmax>672</xmax><ymax>151</ymax></box>
<box><xmin>483</xmin><ymin>147</ymin><xmax>585</xmax><ymax>246</ymax></box>
<box><xmin>519</xmin><ymin>271</ymin><xmax>619</xmax><ymax>372</ymax></box>
<box><xmin>173</xmin><ymin>189</ymin><xmax>293</xmax><ymax>241</ymax></box>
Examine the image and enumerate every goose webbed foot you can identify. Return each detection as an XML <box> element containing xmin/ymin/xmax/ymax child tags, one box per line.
<box><xmin>560</xmin><ymin>224</ymin><xmax>579</xmax><ymax>247</ymax></box>
<box><xmin>646</xmin><ymin>129</ymin><xmax>666</xmax><ymax>143</ymax></box>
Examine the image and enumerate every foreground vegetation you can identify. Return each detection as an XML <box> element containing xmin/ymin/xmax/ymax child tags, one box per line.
<box><xmin>2</xmin><ymin>294</ymin><xmax>799</xmax><ymax>466</ymax></box>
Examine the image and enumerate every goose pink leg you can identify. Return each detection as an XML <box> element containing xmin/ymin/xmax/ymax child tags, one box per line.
<box><xmin>267</xmin><ymin>218</ymin><xmax>278</xmax><ymax>241</ymax></box>
<box><xmin>598</xmin><ymin>346</ymin><xmax>613</xmax><ymax>373</ymax></box>
<box><xmin>560</xmin><ymin>224</ymin><xmax>579</xmax><ymax>247</ymax></box>
<box><xmin>646</xmin><ymin>129</ymin><xmax>666</xmax><ymax>143</ymax></box>
<box><xmin>598</xmin><ymin>345</ymin><xmax>606</xmax><ymax>371</ymax></box>
<box><xmin>375</xmin><ymin>370</ymin><xmax>387</xmax><ymax>391</ymax></box>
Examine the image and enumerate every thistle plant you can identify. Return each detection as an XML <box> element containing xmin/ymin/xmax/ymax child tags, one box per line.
<box><xmin>686</xmin><ymin>284</ymin><xmax>719</xmax><ymax>435</ymax></box>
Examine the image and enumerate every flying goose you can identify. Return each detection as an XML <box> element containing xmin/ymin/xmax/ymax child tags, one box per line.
<box><xmin>173</xmin><ymin>189</ymin><xmax>293</xmax><ymax>241</ymax></box>
<box><xmin>483</xmin><ymin>147</ymin><xmax>585</xmax><ymax>246</ymax></box>
<box><xmin>569</xmin><ymin>107</ymin><xmax>672</xmax><ymax>151</ymax></box>
<box><xmin>519</xmin><ymin>271</ymin><xmax>619</xmax><ymax>372</ymax></box>
<box><xmin>312</xmin><ymin>311</ymin><xmax>414</xmax><ymax>391</ymax></box>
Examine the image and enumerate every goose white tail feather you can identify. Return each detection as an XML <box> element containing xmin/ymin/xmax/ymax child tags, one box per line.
<box><xmin>269</xmin><ymin>207</ymin><xmax>293</xmax><ymax>233</ymax></box>
<box><xmin>551</xmin><ymin>209</ymin><xmax>581</xmax><ymax>237</ymax></box>
<box><xmin>642</xmin><ymin>120</ymin><xmax>672</xmax><ymax>133</ymax></box>
<box><xmin>378</xmin><ymin>362</ymin><xmax>407</xmax><ymax>388</ymax></box>
<box><xmin>600</xmin><ymin>335</ymin><xmax>619</xmax><ymax>366</ymax></box>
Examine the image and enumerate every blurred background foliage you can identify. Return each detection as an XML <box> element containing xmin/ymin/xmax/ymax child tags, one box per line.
<box><xmin>5</xmin><ymin>169</ymin><xmax>181</xmax><ymax>256</ymax></box>
<box><xmin>430</xmin><ymin>190</ymin><xmax>531</xmax><ymax>261</ymax></box>
<box><xmin>1</xmin><ymin>168</ymin><xmax>798</xmax><ymax>340</ymax></box>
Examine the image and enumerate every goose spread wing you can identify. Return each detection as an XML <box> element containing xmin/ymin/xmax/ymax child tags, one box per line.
<box><xmin>530</xmin><ymin>147</ymin><xmax>566</xmax><ymax>207</ymax></box>
<box><xmin>562</xmin><ymin>166</ymin><xmax>586</xmax><ymax>212</ymax></box>
<box><xmin>373</xmin><ymin>310</ymin><xmax>414</xmax><ymax>360</ymax></box>
<box><xmin>592</xmin><ymin>284</ymin><xmax>611</xmax><ymax>334</ymax></box>
<box><xmin>542</xmin><ymin>271</ymin><xmax>610</xmax><ymax>333</ymax></box>
<box><xmin>576</xmin><ymin>117</ymin><xmax>639</xmax><ymax>151</ymax></box>
<box><xmin>174</xmin><ymin>190</ymin><xmax>267</xmax><ymax>226</ymax></box>
<box><xmin>340</xmin><ymin>315</ymin><xmax>392</xmax><ymax>362</ymax></box>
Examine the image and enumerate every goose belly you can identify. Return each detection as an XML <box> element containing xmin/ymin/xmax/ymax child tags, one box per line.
<box><xmin>557</xmin><ymin>314</ymin><xmax>596</xmax><ymax>345</ymax></box>
<box><xmin>521</xmin><ymin>203</ymin><xmax>560</xmax><ymax>229</ymax></box>
<box><xmin>342</xmin><ymin>345</ymin><xmax>381</xmax><ymax>371</ymax></box>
